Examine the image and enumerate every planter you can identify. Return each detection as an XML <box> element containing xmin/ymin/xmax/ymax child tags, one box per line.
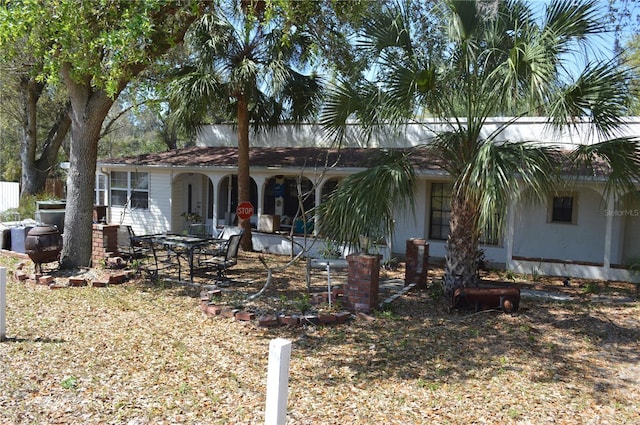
<box><xmin>278</xmin><ymin>315</ymin><xmax>300</xmax><ymax>326</ymax></box>
<box><xmin>301</xmin><ymin>315</ymin><xmax>320</xmax><ymax>325</ymax></box>
<box><xmin>206</xmin><ymin>304</ymin><xmax>224</xmax><ymax>316</ymax></box>
<box><xmin>318</xmin><ymin>313</ymin><xmax>337</xmax><ymax>324</ymax></box>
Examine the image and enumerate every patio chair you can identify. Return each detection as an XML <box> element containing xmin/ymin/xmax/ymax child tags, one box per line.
<box><xmin>194</xmin><ymin>226</ymin><xmax>243</xmax><ymax>258</ymax></box>
<box><xmin>217</xmin><ymin>225</ymin><xmax>244</xmax><ymax>240</ymax></box>
<box><xmin>138</xmin><ymin>236</ymin><xmax>179</xmax><ymax>283</ymax></box>
<box><xmin>196</xmin><ymin>233</ymin><xmax>243</xmax><ymax>283</ymax></box>
<box><xmin>188</xmin><ymin>223</ymin><xmax>212</xmax><ymax>237</ymax></box>
<box><xmin>117</xmin><ymin>225</ymin><xmax>146</xmax><ymax>260</ymax></box>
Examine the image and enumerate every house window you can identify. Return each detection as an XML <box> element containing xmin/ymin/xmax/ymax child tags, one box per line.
<box><xmin>95</xmin><ymin>174</ymin><xmax>107</xmax><ymax>206</ymax></box>
<box><xmin>429</xmin><ymin>182</ymin><xmax>451</xmax><ymax>240</ymax></box>
<box><xmin>110</xmin><ymin>171</ymin><xmax>149</xmax><ymax>209</ymax></box>
<box><xmin>430</xmin><ymin>182</ymin><xmax>500</xmax><ymax>245</ymax></box>
<box><xmin>550</xmin><ymin>195</ymin><xmax>576</xmax><ymax>224</ymax></box>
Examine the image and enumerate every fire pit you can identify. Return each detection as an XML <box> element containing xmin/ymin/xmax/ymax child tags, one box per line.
<box><xmin>25</xmin><ymin>224</ymin><xmax>62</xmax><ymax>273</ymax></box>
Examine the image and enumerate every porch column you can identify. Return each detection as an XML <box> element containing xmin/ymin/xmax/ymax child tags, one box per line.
<box><xmin>254</xmin><ymin>176</ymin><xmax>267</xmax><ymax>218</ymax></box>
<box><xmin>209</xmin><ymin>175</ymin><xmax>223</xmax><ymax>226</ymax></box>
<box><xmin>313</xmin><ymin>179</ymin><xmax>323</xmax><ymax>235</ymax></box>
<box><xmin>504</xmin><ymin>196</ymin><xmax>517</xmax><ymax>272</ymax></box>
<box><xmin>603</xmin><ymin>192</ymin><xmax>615</xmax><ymax>270</ymax></box>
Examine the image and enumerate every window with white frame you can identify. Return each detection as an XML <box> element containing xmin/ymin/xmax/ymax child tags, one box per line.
<box><xmin>95</xmin><ymin>174</ymin><xmax>107</xmax><ymax>206</ymax></box>
<box><xmin>110</xmin><ymin>171</ymin><xmax>149</xmax><ymax>209</ymax></box>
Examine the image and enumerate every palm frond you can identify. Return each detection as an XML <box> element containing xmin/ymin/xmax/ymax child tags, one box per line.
<box><xmin>168</xmin><ymin>71</ymin><xmax>224</xmax><ymax>136</ymax></box>
<box><xmin>316</xmin><ymin>150</ymin><xmax>416</xmax><ymax>250</ymax></box>
<box><xmin>320</xmin><ymin>79</ymin><xmax>393</xmax><ymax>145</ymax></box>
<box><xmin>544</xmin><ymin>0</ymin><xmax>603</xmax><ymax>49</ymax></box>
<box><xmin>568</xmin><ymin>137</ymin><xmax>640</xmax><ymax>201</ymax></box>
<box><xmin>358</xmin><ymin>0</ymin><xmax>413</xmax><ymax>56</ymax></box>
<box><xmin>282</xmin><ymin>71</ymin><xmax>323</xmax><ymax>122</ymax></box>
<box><xmin>445</xmin><ymin>0</ymin><xmax>482</xmax><ymax>42</ymax></box>
<box><xmin>461</xmin><ymin>140</ymin><xmax>560</xmax><ymax>234</ymax></box>
<box><xmin>319</xmin><ymin>80</ymin><xmax>364</xmax><ymax>142</ymax></box>
<box><xmin>429</xmin><ymin>130</ymin><xmax>470</xmax><ymax>175</ymax></box>
<box><xmin>547</xmin><ymin>60</ymin><xmax>633</xmax><ymax>138</ymax></box>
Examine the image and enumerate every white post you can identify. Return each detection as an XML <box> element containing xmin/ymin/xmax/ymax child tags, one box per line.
<box><xmin>264</xmin><ymin>338</ymin><xmax>292</xmax><ymax>425</ymax></box>
<box><xmin>326</xmin><ymin>263</ymin><xmax>332</xmax><ymax>309</ymax></box>
<box><xmin>1</xmin><ymin>267</ymin><xmax>6</xmax><ymax>342</ymax></box>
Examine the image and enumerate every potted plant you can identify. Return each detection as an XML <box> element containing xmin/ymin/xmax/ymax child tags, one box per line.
<box><xmin>181</xmin><ymin>212</ymin><xmax>202</xmax><ymax>225</ymax></box>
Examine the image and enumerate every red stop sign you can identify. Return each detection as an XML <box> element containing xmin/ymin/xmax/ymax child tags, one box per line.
<box><xmin>236</xmin><ymin>202</ymin><xmax>254</xmax><ymax>220</ymax></box>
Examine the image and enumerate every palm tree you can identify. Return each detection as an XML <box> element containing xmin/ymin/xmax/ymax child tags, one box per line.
<box><xmin>169</xmin><ymin>1</ymin><xmax>323</xmax><ymax>250</ymax></box>
<box><xmin>322</xmin><ymin>0</ymin><xmax>640</xmax><ymax>300</ymax></box>
<box><xmin>317</xmin><ymin>149</ymin><xmax>417</xmax><ymax>253</ymax></box>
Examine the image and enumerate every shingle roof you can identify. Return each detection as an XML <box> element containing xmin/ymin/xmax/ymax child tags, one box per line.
<box><xmin>98</xmin><ymin>145</ymin><xmax>621</xmax><ymax>178</ymax></box>
<box><xmin>98</xmin><ymin>146</ymin><xmax>447</xmax><ymax>172</ymax></box>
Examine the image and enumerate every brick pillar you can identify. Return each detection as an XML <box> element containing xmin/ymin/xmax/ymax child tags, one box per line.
<box><xmin>344</xmin><ymin>254</ymin><xmax>381</xmax><ymax>313</ymax></box>
<box><xmin>405</xmin><ymin>239</ymin><xmax>429</xmax><ymax>289</ymax></box>
<box><xmin>92</xmin><ymin>224</ymin><xmax>119</xmax><ymax>266</ymax></box>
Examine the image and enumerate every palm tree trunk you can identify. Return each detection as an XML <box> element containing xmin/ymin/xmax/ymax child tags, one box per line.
<box><xmin>443</xmin><ymin>190</ymin><xmax>481</xmax><ymax>301</ymax></box>
<box><xmin>236</xmin><ymin>95</ymin><xmax>253</xmax><ymax>251</ymax></box>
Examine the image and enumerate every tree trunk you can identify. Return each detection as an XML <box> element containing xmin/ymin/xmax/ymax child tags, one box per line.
<box><xmin>59</xmin><ymin>73</ymin><xmax>114</xmax><ymax>269</ymax></box>
<box><xmin>443</xmin><ymin>190</ymin><xmax>481</xmax><ymax>302</ymax></box>
<box><xmin>236</xmin><ymin>94</ymin><xmax>253</xmax><ymax>251</ymax></box>
<box><xmin>19</xmin><ymin>77</ymin><xmax>71</xmax><ymax>197</ymax></box>
<box><xmin>51</xmin><ymin>4</ymin><xmax>203</xmax><ymax>269</ymax></box>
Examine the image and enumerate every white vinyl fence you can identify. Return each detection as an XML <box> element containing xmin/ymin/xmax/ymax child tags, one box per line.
<box><xmin>1</xmin><ymin>267</ymin><xmax>6</xmax><ymax>341</ymax></box>
<box><xmin>0</xmin><ymin>182</ymin><xmax>19</xmax><ymax>214</ymax></box>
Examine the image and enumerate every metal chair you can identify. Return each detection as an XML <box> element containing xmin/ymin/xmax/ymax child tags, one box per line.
<box><xmin>117</xmin><ymin>225</ymin><xmax>147</xmax><ymax>260</ymax></box>
<box><xmin>196</xmin><ymin>233</ymin><xmax>243</xmax><ymax>283</ymax></box>
<box><xmin>188</xmin><ymin>223</ymin><xmax>212</xmax><ymax>237</ymax></box>
<box><xmin>137</xmin><ymin>236</ymin><xmax>179</xmax><ymax>283</ymax></box>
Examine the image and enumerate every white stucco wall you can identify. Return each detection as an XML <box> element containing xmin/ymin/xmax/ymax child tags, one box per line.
<box><xmin>512</xmin><ymin>187</ymin><xmax>608</xmax><ymax>264</ymax></box>
<box><xmin>197</xmin><ymin>118</ymin><xmax>640</xmax><ymax>149</ymax></box>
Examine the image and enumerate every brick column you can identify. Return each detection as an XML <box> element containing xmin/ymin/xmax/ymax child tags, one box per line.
<box><xmin>344</xmin><ymin>253</ymin><xmax>381</xmax><ymax>313</ymax></box>
<box><xmin>405</xmin><ymin>238</ymin><xmax>429</xmax><ymax>289</ymax></box>
<box><xmin>92</xmin><ymin>224</ymin><xmax>119</xmax><ymax>266</ymax></box>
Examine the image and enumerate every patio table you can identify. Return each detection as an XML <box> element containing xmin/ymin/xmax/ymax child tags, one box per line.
<box><xmin>149</xmin><ymin>234</ymin><xmax>213</xmax><ymax>283</ymax></box>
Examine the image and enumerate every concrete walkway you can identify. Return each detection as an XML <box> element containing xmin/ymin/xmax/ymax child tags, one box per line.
<box><xmin>519</xmin><ymin>288</ymin><xmax>636</xmax><ymax>303</ymax></box>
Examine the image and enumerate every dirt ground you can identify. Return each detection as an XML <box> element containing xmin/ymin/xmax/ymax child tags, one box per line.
<box><xmin>1</xmin><ymin>251</ymin><xmax>638</xmax><ymax>424</ymax></box>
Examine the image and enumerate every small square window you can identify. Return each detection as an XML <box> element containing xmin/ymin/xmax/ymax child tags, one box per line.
<box><xmin>551</xmin><ymin>195</ymin><xmax>575</xmax><ymax>223</ymax></box>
